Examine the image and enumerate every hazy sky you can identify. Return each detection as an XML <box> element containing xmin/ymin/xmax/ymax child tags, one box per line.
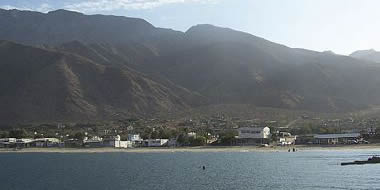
<box><xmin>1</xmin><ymin>0</ymin><xmax>379</xmax><ymax>55</ymax></box>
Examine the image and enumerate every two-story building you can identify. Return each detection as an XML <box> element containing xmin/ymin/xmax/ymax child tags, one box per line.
<box><xmin>234</xmin><ymin>127</ymin><xmax>271</xmax><ymax>145</ymax></box>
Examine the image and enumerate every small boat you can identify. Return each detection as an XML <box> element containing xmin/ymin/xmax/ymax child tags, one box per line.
<box><xmin>341</xmin><ymin>156</ymin><xmax>380</xmax><ymax>166</ymax></box>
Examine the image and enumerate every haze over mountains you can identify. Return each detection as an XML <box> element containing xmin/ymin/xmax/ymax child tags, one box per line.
<box><xmin>350</xmin><ymin>49</ymin><xmax>380</xmax><ymax>63</ymax></box>
<box><xmin>1</xmin><ymin>8</ymin><xmax>380</xmax><ymax>124</ymax></box>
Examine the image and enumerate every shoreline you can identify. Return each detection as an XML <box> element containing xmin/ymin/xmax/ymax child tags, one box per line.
<box><xmin>0</xmin><ymin>144</ymin><xmax>380</xmax><ymax>153</ymax></box>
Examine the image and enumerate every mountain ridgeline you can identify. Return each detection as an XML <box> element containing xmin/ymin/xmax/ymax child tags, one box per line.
<box><xmin>350</xmin><ymin>49</ymin><xmax>380</xmax><ymax>63</ymax></box>
<box><xmin>1</xmin><ymin>8</ymin><xmax>380</xmax><ymax>124</ymax></box>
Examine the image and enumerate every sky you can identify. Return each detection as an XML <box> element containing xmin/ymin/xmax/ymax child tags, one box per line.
<box><xmin>1</xmin><ymin>0</ymin><xmax>380</xmax><ymax>55</ymax></box>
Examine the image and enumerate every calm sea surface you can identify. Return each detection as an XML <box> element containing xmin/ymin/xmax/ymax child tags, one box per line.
<box><xmin>1</xmin><ymin>149</ymin><xmax>380</xmax><ymax>190</ymax></box>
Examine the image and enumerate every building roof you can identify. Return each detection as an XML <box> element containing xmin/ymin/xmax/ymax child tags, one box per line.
<box><xmin>84</xmin><ymin>140</ymin><xmax>103</xmax><ymax>143</ymax></box>
<box><xmin>314</xmin><ymin>133</ymin><xmax>360</xmax><ymax>139</ymax></box>
<box><xmin>238</xmin><ymin>127</ymin><xmax>269</xmax><ymax>131</ymax></box>
<box><xmin>34</xmin><ymin>138</ymin><xmax>60</xmax><ymax>142</ymax></box>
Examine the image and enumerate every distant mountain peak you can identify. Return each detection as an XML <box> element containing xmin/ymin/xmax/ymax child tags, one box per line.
<box><xmin>350</xmin><ymin>49</ymin><xmax>380</xmax><ymax>63</ymax></box>
<box><xmin>186</xmin><ymin>24</ymin><xmax>232</xmax><ymax>34</ymax></box>
<box><xmin>350</xmin><ymin>49</ymin><xmax>377</xmax><ymax>56</ymax></box>
<box><xmin>0</xmin><ymin>8</ymin><xmax>21</xmax><ymax>12</ymax></box>
<box><xmin>322</xmin><ymin>50</ymin><xmax>335</xmax><ymax>55</ymax></box>
<box><xmin>47</xmin><ymin>9</ymin><xmax>84</xmax><ymax>16</ymax></box>
<box><xmin>187</xmin><ymin>24</ymin><xmax>221</xmax><ymax>29</ymax></box>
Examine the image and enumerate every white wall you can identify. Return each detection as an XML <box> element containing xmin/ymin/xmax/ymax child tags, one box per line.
<box><xmin>238</xmin><ymin>127</ymin><xmax>270</xmax><ymax>139</ymax></box>
<box><xmin>113</xmin><ymin>140</ymin><xmax>132</xmax><ymax>148</ymax></box>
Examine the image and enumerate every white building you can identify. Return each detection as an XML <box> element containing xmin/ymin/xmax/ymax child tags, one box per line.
<box><xmin>111</xmin><ymin>140</ymin><xmax>132</xmax><ymax>148</ymax></box>
<box><xmin>104</xmin><ymin>135</ymin><xmax>132</xmax><ymax>148</ymax></box>
<box><xmin>235</xmin><ymin>127</ymin><xmax>271</xmax><ymax>145</ymax></box>
<box><xmin>83</xmin><ymin>136</ymin><xmax>103</xmax><ymax>148</ymax></box>
<box><xmin>277</xmin><ymin>132</ymin><xmax>297</xmax><ymax>146</ymax></box>
<box><xmin>238</xmin><ymin>127</ymin><xmax>271</xmax><ymax>139</ymax></box>
<box><xmin>278</xmin><ymin>136</ymin><xmax>297</xmax><ymax>146</ymax></box>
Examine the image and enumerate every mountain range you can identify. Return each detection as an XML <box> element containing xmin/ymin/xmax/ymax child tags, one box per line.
<box><xmin>1</xmin><ymin>8</ymin><xmax>380</xmax><ymax>124</ymax></box>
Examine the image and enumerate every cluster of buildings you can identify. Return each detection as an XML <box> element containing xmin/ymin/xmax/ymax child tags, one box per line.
<box><xmin>233</xmin><ymin>126</ymin><xmax>370</xmax><ymax>146</ymax></box>
<box><xmin>0</xmin><ymin>134</ymin><xmax>172</xmax><ymax>149</ymax></box>
<box><xmin>1</xmin><ymin>117</ymin><xmax>376</xmax><ymax>149</ymax></box>
<box><xmin>0</xmin><ymin>138</ymin><xmax>61</xmax><ymax>148</ymax></box>
<box><xmin>296</xmin><ymin>133</ymin><xmax>369</xmax><ymax>145</ymax></box>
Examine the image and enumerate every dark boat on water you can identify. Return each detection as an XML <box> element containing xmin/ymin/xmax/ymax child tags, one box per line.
<box><xmin>341</xmin><ymin>156</ymin><xmax>380</xmax><ymax>166</ymax></box>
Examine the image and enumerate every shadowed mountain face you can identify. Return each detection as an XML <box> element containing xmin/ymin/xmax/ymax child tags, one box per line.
<box><xmin>0</xmin><ymin>41</ymin><xmax>194</xmax><ymax>123</ymax></box>
<box><xmin>1</xmin><ymin>9</ymin><xmax>380</xmax><ymax>123</ymax></box>
<box><xmin>350</xmin><ymin>49</ymin><xmax>380</xmax><ymax>63</ymax></box>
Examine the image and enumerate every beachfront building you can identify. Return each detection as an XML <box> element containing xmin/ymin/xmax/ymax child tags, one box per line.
<box><xmin>0</xmin><ymin>138</ymin><xmax>33</xmax><ymax>148</ymax></box>
<box><xmin>295</xmin><ymin>134</ymin><xmax>314</xmax><ymax>145</ymax></box>
<box><xmin>278</xmin><ymin>136</ymin><xmax>297</xmax><ymax>146</ymax></box>
<box><xmin>234</xmin><ymin>127</ymin><xmax>271</xmax><ymax>145</ymax></box>
<box><xmin>82</xmin><ymin>135</ymin><xmax>132</xmax><ymax>148</ymax></box>
<box><xmin>313</xmin><ymin>133</ymin><xmax>361</xmax><ymax>145</ymax></box>
<box><xmin>15</xmin><ymin>139</ymin><xmax>34</xmax><ymax>148</ymax></box>
<box><xmin>104</xmin><ymin>135</ymin><xmax>132</xmax><ymax>148</ymax></box>
<box><xmin>128</xmin><ymin>134</ymin><xmax>144</xmax><ymax>147</ymax></box>
<box><xmin>144</xmin><ymin>139</ymin><xmax>169</xmax><ymax>147</ymax></box>
<box><xmin>83</xmin><ymin>136</ymin><xmax>103</xmax><ymax>148</ymax></box>
<box><xmin>112</xmin><ymin>140</ymin><xmax>132</xmax><ymax>148</ymax></box>
<box><xmin>277</xmin><ymin>132</ymin><xmax>297</xmax><ymax>146</ymax></box>
<box><xmin>0</xmin><ymin>138</ymin><xmax>17</xmax><ymax>148</ymax></box>
<box><xmin>64</xmin><ymin>139</ymin><xmax>83</xmax><ymax>148</ymax></box>
<box><xmin>33</xmin><ymin>138</ymin><xmax>60</xmax><ymax>147</ymax></box>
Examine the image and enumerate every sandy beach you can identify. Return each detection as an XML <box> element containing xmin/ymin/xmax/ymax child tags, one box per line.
<box><xmin>0</xmin><ymin>144</ymin><xmax>380</xmax><ymax>153</ymax></box>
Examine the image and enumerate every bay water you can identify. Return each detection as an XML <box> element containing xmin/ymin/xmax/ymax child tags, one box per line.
<box><xmin>0</xmin><ymin>149</ymin><xmax>380</xmax><ymax>190</ymax></box>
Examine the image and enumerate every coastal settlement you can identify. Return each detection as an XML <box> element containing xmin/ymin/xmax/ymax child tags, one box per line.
<box><xmin>0</xmin><ymin>114</ymin><xmax>377</xmax><ymax>149</ymax></box>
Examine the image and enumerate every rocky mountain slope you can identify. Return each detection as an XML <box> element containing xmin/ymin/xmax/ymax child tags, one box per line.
<box><xmin>1</xmin><ymin>9</ymin><xmax>380</xmax><ymax>123</ymax></box>
<box><xmin>0</xmin><ymin>41</ymin><xmax>195</xmax><ymax>123</ymax></box>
